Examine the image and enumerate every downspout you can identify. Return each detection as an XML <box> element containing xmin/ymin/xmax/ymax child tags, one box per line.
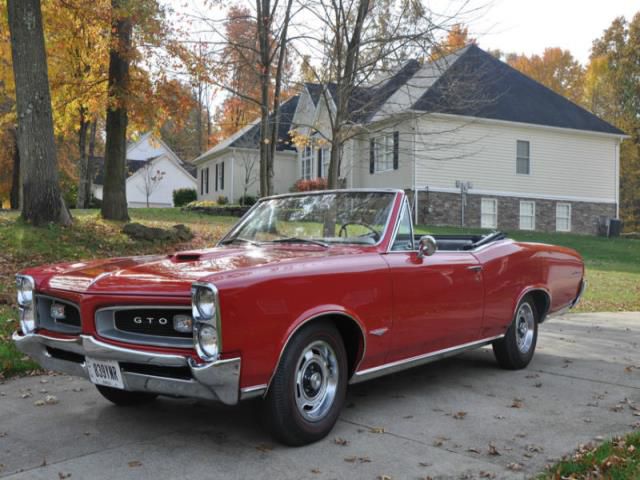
<box><xmin>413</xmin><ymin>114</ymin><xmax>418</xmax><ymax>225</ymax></box>
<box><xmin>615</xmin><ymin>140</ymin><xmax>620</xmax><ymax>218</ymax></box>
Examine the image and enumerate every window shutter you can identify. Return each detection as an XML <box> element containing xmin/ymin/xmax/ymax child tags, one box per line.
<box><xmin>200</xmin><ymin>169</ymin><xmax>203</xmax><ymax>195</ymax></box>
<box><xmin>214</xmin><ymin>164</ymin><xmax>218</xmax><ymax>191</ymax></box>
<box><xmin>369</xmin><ymin>139</ymin><xmax>375</xmax><ymax>174</ymax></box>
<box><xmin>205</xmin><ymin>168</ymin><xmax>209</xmax><ymax>194</ymax></box>
<box><xmin>317</xmin><ymin>149</ymin><xmax>322</xmax><ymax>177</ymax></box>
<box><xmin>393</xmin><ymin>131</ymin><xmax>399</xmax><ymax>170</ymax></box>
<box><xmin>221</xmin><ymin>162</ymin><xmax>225</xmax><ymax>190</ymax></box>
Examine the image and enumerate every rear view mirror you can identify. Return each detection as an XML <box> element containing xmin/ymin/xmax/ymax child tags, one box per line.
<box><xmin>417</xmin><ymin>235</ymin><xmax>437</xmax><ymax>258</ymax></box>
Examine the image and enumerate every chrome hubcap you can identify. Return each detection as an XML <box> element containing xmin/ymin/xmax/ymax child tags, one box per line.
<box><xmin>515</xmin><ymin>303</ymin><xmax>535</xmax><ymax>353</ymax></box>
<box><xmin>295</xmin><ymin>340</ymin><xmax>339</xmax><ymax>422</ymax></box>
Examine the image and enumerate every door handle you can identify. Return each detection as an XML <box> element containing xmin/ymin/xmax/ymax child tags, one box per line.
<box><xmin>467</xmin><ymin>265</ymin><xmax>483</xmax><ymax>272</ymax></box>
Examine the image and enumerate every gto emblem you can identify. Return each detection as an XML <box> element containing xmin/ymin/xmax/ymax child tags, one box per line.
<box><xmin>133</xmin><ymin>316</ymin><xmax>168</xmax><ymax>325</ymax></box>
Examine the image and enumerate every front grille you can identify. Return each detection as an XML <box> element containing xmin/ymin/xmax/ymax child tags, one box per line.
<box><xmin>114</xmin><ymin>309</ymin><xmax>192</xmax><ymax>338</ymax></box>
<box><xmin>120</xmin><ymin>363</ymin><xmax>192</xmax><ymax>380</ymax></box>
<box><xmin>35</xmin><ymin>296</ymin><xmax>81</xmax><ymax>334</ymax></box>
<box><xmin>95</xmin><ymin>306</ymin><xmax>193</xmax><ymax>349</ymax></box>
<box><xmin>47</xmin><ymin>347</ymin><xmax>85</xmax><ymax>364</ymax></box>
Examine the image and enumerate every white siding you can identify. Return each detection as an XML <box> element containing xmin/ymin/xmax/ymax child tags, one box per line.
<box><xmin>125</xmin><ymin>155</ymin><xmax>196</xmax><ymax>208</ymax></box>
<box><xmin>127</xmin><ymin>133</ymin><xmax>171</xmax><ymax>161</ymax></box>
<box><xmin>197</xmin><ymin>150</ymin><xmax>297</xmax><ymax>203</ymax></box>
<box><xmin>413</xmin><ymin>116</ymin><xmax>618</xmax><ymax>203</ymax></box>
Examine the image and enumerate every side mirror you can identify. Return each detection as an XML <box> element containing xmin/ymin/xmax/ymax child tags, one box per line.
<box><xmin>417</xmin><ymin>235</ymin><xmax>437</xmax><ymax>258</ymax></box>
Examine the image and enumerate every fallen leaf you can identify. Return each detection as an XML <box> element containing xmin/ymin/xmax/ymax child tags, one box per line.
<box><xmin>511</xmin><ymin>399</ymin><xmax>524</xmax><ymax>408</ymax></box>
<box><xmin>370</xmin><ymin>427</ymin><xmax>385</xmax><ymax>434</ymax></box>
<box><xmin>45</xmin><ymin>395</ymin><xmax>58</xmax><ymax>405</ymax></box>
<box><xmin>310</xmin><ymin>468</ymin><xmax>321</xmax><ymax>474</ymax></box>
<box><xmin>487</xmin><ymin>443</ymin><xmax>500</xmax><ymax>456</ymax></box>
<box><xmin>418</xmin><ymin>462</ymin><xmax>432</xmax><ymax>467</ymax></box>
<box><xmin>334</xmin><ymin>437</ymin><xmax>349</xmax><ymax>446</ymax></box>
<box><xmin>58</xmin><ymin>473</ymin><xmax>71</xmax><ymax>480</ymax></box>
<box><xmin>453</xmin><ymin>411</ymin><xmax>467</xmax><ymax>420</ymax></box>
<box><xmin>377</xmin><ymin>476</ymin><xmax>392</xmax><ymax>480</ymax></box>
<box><xmin>0</xmin><ymin>433</ymin><xmax>6</xmax><ymax>438</ymax></box>
<box><xmin>467</xmin><ymin>447</ymin><xmax>481</xmax><ymax>454</ymax></box>
<box><xmin>506</xmin><ymin>463</ymin><xmax>522</xmax><ymax>471</ymax></box>
<box><xmin>33</xmin><ymin>400</ymin><xmax>45</xmax><ymax>407</ymax></box>
<box><xmin>255</xmin><ymin>444</ymin><xmax>273</xmax><ymax>452</ymax></box>
<box><xmin>128</xmin><ymin>461</ymin><xmax>142</xmax><ymax>468</ymax></box>
<box><xmin>479</xmin><ymin>471</ymin><xmax>496</xmax><ymax>479</ymax></box>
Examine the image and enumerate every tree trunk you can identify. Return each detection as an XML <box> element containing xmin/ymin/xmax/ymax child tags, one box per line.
<box><xmin>86</xmin><ymin>119</ymin><xmax>97</xmax><ymax>206</ymax></box>
<box><xmin>76</xmin><ymin>107</ymin><xmax>90</xmax><ymax>208</ymax></box>
<box><xmin>256</xmin><ymin>0</ymin><xmax>272</xmax><ymax>197</ymax></box>
<box><xmin>9</xmin><ymin>127</ymin><xmax>20</xmax><ymax>209</ymax></box>
<box><xmin>7</xmin><ymin>0</ymin><xmax>71</xmax><ymax>225</ymax></box>
<box><xmin>101</xmin><ymin>0</ymin><xmax>131</xmax><ymax>221</ymax></box>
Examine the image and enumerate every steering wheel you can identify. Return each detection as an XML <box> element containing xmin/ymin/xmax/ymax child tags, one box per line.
<box><xmin>338</xmin><ymin>222</ymin><xmax>380</xmax><ymax>241</ymax></box>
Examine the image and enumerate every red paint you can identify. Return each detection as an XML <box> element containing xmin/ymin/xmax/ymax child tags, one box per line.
<box><xmin>19</xmin><ymin>191</ymin><xmax>584</xmax><ymax>390</ymax></box>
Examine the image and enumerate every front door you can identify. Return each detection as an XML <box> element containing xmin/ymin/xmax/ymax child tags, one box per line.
<box><xmin>382</xmin><ymin>202</ymin><xmax>484</xmax><ymax>362</ymax></box>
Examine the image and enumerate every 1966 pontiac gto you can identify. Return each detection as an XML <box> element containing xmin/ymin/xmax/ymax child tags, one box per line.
<box><xmin>13</xmin><ymin>189</ymin><xmax>585</xmax><ymax>445</ymax></box>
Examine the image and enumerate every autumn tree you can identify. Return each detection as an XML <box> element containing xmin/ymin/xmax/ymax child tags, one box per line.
<box><xmin>507</xmin><ymin>48</ymin><xmax>584</xmax><ymax>105</ymax></box>
<box><xmin>589</xmin><ymin>13</ymin><xmax>640</xmax><ymax>230</ymax></box>
<box><xmin>6</xmin><ymin>0</ymin><xmax>71</xmax><ymax>225</ymax></box>
<box><xmin>431</xmin><ymin>23</ymin><xmax>476</xmax><ymax>60</ymax></box>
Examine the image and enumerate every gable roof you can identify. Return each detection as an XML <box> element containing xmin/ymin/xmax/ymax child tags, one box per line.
<box><xmin>193</xmin><ymin>95</ymin><xmax>300</xmax><ymax>163</ymax></box>
<box><xmin>91</xmin><ymin>154</ymin><xmax>196</xmax><ymax>186</ymax></box>
<box><xmin>411</xmin><ymin>45</ymin><xmax>625</xmax><ymax>136</ymax></box>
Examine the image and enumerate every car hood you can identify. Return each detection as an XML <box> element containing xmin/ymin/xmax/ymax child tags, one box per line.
<box><xmin>34</xmin><ymin>246</ymin><xmax>341</xmax><ymax>296</ymax></box>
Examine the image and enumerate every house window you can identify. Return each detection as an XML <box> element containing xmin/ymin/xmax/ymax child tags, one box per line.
<box><xmin>519</xmin><ymin>200</ymin><xmax>536</xmax><ymax>230</ymax></box>
<box><xmin>556</xmin><ymin>203</ymin><xmax>571</xmax><ymax>232</ymax></box>
<box><xmin>301</xmin><ymin>146</ymin><xmax>312</xmax><ymax>180</ymax></box>
<box><xmin>516</xmin><ymin>140</ymin><xmax>530</xmax><ymax>175</ymax></box>
<box><xmin>205</xmin><ymin>167</ymin><xmax>209</xmax><ymax>194</ymax></box>
<box><xmin>480</xmin><ymin>198</ymin><xmax>498</xmax><ymax>229</ymax></box>
<box><xmin>318</xmin><ymin>148</ymin><xmax>330</xmax><ymax>178</ymax></box>
<box><xmin>373</xmin><ymin>133</ymin><xmax>394</xmax><ymax>172</ymax></box>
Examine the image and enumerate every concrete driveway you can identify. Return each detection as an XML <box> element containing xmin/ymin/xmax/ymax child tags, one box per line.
<box><xmin>1</xmin><ymin>312</ymin><xmax>639</xmax><ymax>480</ymax></box>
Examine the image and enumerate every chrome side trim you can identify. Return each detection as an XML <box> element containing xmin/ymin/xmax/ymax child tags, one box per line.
<box><xmin>515</xmin><ymin>286</ymin><xmax>552</xmax><ymax>322</ymax></box>
<box><xmin>570</xmin><ymin>279</ymin><xmax>587</xmax><ymax>308</ymax></box>
<box><xmin>240</xmin><ymin>384</ymin><xmax>268</xmax><ymax>400</ymax></box>
<box><xmin>264</xmin><ymin>311</ymin><xmax>368</xmax><ymax>396</ymax></box>
<box><xmin>350</xmin><ymin>335</ymin><xmax>503</xmax><ymax>384</ymax></box>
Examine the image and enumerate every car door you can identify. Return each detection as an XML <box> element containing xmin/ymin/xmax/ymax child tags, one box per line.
<box><xmin>382</xmin><ymin>201</ymin><xmax>484</xmax><ymax>362</ymax></box>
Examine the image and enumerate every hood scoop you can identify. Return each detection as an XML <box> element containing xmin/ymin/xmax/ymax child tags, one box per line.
<box><xmin>171</xmin><ymin>252</ymin><xmax>203</xmax><ymax>262</ymax></box>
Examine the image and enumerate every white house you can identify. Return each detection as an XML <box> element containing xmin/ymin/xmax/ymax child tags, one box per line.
<box><xmin>202</xmin><ymin>46</ymin><xmax>627</xmax><ymax>233</ymax></box>
<box><xmin>192</xmin><ymin>97</ymin><xmax>299</xmax><ymax>203</ymax></box>
<box><xmin>92</xmin><ymin>132</ymin><xmax>197</xmax><ymax>208</ymax></box>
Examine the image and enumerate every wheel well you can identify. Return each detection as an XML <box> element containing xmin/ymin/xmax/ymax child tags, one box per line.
<box><xmin>315</xmin><ymin>314</ymin><xmax>366</xmax><ymax>378</ymax></box>
<box><xmin>526</xmin><ymin>290</ymin><xmax>551</xmax><ymax>322</ymax></box>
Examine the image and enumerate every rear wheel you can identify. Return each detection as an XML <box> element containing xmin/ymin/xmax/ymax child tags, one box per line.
<box><xmin>493</xmin><ymin>296</ymin><xmax>538</xmax><ymax>370</ymax></box>
<box><xmin>263</xmin><ymin>322</ymin><xmax>347</xmax><ymax>446</ymax></box>
<box><xmin>95</xmin><ymin>385</ymin><xmax>158</xmax><ymax>406</ymax></box>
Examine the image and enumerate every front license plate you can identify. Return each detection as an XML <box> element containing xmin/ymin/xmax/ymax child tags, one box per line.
<box><xmin>86</xmin><ymin>357</ymin><xmax>124</xmax><ymax>389</ymax></box>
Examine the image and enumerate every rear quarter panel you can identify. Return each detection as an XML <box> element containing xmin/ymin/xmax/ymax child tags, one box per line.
<box><xmin>473</xmin><ymin>240</ymin><xmax>583</xmax><ymax>337</ymax></box>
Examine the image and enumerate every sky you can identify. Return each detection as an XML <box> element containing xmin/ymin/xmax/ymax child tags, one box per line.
<box><xmin>461</xmin><ymin>0</ymin><xmax>638</xmax><ymax>64</ymax></box>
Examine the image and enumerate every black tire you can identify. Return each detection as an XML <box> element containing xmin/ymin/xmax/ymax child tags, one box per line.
<box><xmin>493</xmin><ymin>295</ymin><xmax>539</xmax><ymax>370</ymax></box>
<box><xmin>263</xmin><ymin>321</ymin><xmax>348</xmax><ymax>446</ymax></box>
<box><xmin>96</xmin><ymin>385</ymin><xmax>158</xmax><ymax>406</ymax></box>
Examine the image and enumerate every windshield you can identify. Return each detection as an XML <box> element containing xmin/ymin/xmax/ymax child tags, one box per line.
<box><xmin>221</xmin><ymin>191</ymin><xmax>396</xmax><ymax>246</ymax></box>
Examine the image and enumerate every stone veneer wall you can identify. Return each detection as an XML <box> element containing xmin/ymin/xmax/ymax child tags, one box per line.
<box><xmin>406</xmin><ymin>190</ymin><xmax>616</xmax><ymax>235</ymax></box>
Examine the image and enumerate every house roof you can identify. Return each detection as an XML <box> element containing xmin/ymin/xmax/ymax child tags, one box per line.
<box><xmin>411</xmin><ymin>45</ymin><xmax>625</xmax><ymax>136</ymax></box>
<box><xmin>193</xmin><ymin>95</ymin><xmax>300</xmax><ymax>164</ymax></box>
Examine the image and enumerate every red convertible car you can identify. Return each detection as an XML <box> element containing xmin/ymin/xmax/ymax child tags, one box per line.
<box><xmin>14</xmin><ymin>189</ymin><xmax>585</xmax><ymax>445</ymax></box>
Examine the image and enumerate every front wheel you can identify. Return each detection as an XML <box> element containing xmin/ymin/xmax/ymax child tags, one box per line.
<box><xmin>493</xmin><ymin>296</ymin><xmax>539</xmax><ymax>370</ymax></box>
<box><xmin>262</xmin><ymin>322</ymin><xmax>347</xmax><ymax>446</ymax></box>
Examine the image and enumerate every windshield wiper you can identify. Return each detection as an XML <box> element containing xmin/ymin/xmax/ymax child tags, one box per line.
<box><xmin>220</xmin><ymin>237</ymin><xmax>261</xmax><ymax>246</ymax></box>
<box><xmin>269</xmin><ymin>237</ymin><xmax>329</xmax><ymax>248</ymax></box>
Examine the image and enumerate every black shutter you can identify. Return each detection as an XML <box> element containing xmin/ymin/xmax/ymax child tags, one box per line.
<box><xmin>393</xmin><ymin>131</ymin><xmax>399</xmax><ymax>170</ymax></box>
<box><xmin>200</xmin><ymin>169</ymin><xmax>203</xmax><ymax>195</ymax></box>
<box><xmin>205</xmin><ymin>168</ymin><xmax>209</xmax><ymax>194</ymax></box>
<box><xmin>369</xmin><ymin>139</ymin><xmax>375</xmax><ymax>174</ymax></box>
<box><xmin>221</xmin><ymin>161</ymin><xmax>225</xmax><ymax>190</ymax></box>
<box><xmin>214</xmin><ymin>164</ymin><xmax>218</xmax><ymax>192</ymax></box>
<box><xmin>317</xmin><ymin>149</ymin><xmax>322</xmax><ymax>177</ymax></box>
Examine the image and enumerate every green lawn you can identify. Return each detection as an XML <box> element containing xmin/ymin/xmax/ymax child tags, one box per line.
<box><xmin>0</xmin><ymin>208</ymin><xmax>638</xmax><ymax>378</ymax></box>
<box><xmin>537</xmin><ymin>431</ymin><xmax>640</xmax><ymax>480</ymax></box>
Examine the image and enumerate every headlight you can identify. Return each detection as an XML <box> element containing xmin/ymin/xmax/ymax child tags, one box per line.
<box><xmin>191</xmin><ymin>283</ymin><xmax>221</xmax><ymax>360</ymax></box>
<box><xmin>197</xmin><ymin>324</ymin><xmax>219</xmax><ymax>358</ymax></box>
<box><xmin>16</xmin><ymin>275</ymin><xmax>34</xmax><ymax>307</ymax></box>
<box><xmin>194</xmin><ymin>287</ymin><xmax>215</xmax><ymax>321</ymax></box>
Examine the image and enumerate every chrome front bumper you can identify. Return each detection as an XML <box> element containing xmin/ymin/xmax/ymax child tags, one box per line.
<box><xmin>12</xmin><ymin>332</ymin><xmax>241</xmax><ymax>405</ymax></box>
